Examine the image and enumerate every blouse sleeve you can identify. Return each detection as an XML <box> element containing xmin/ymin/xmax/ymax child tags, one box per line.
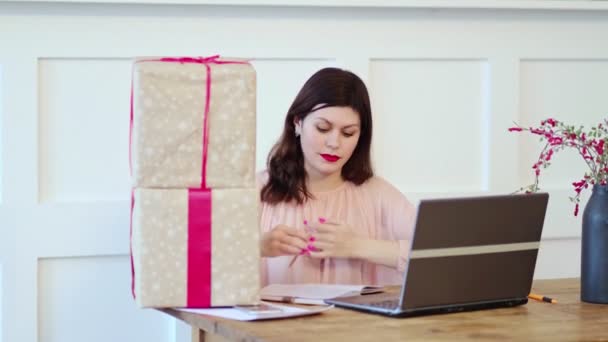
<box><xmin>377</xmin><ymin>179</ymin><xmax>417</xmax><ymax>273</ymax></box>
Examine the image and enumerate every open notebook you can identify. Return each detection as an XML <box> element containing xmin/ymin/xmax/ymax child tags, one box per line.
<box><xmin>260</xmin><ymin>284</ymin><xmax>384</xmax><ymax>305</ymax></box>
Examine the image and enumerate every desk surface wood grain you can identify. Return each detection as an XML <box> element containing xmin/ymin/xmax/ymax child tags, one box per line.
<box><xmin>162</xmin><ymin>278</ymin><xmax>608</xmax><ymax>342</ymax></box>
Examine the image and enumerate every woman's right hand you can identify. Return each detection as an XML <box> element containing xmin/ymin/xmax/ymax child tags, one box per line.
<box><xmin>261</xmin><ymin>224</ymin><xmax>310</xmax><ymax>257</ymax></box>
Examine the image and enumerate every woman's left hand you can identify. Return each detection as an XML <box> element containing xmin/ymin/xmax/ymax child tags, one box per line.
<box><xmin>307</xmin><ymin>219</ymin><xmax>361</xmax><ymax>259</ymax></box>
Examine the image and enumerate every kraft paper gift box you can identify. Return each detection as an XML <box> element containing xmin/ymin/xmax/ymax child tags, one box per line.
<box><xmin>130</xmin><ymin>187</ymin><xmax>260</xmax><ymax>308</ymax></box>
<box><xmin>130</xmin><ymin>56</ymin><xmax>256</xmax><ymax>189</ymax></box>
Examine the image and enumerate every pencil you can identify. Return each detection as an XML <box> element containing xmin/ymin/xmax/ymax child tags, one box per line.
<box><xmin>288</xmin><ymin>254</ymin><xmax>299</xmax><ymax>268</ymax></box>
<box><xmin>528</xmin><ymin>293</ymin><xmax>557</xmax><ymax>304</ymax></box>
<box><xmin>289</xmin><ymin>242</ymin><xmax>315</xmax><ymax>268</ymax></box>
<box><xmin>288</xmin><ymin>219</ymin><xmax>313</xmax><ymax>268</ymax></box>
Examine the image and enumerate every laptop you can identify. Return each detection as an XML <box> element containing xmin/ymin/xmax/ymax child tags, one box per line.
<box><xmin>325</xmin><ymin>192</ymin><xmax>549</xmax><ymax>317</ymax></box>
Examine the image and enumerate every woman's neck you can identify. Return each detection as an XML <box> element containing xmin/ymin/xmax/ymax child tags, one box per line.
<box><xmin>306</xmin><ymin>172</ymin><xmax>344</xmax><ymax>193</ymax></box>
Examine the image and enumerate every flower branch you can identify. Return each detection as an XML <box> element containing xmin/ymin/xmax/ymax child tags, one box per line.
<box><xmin>509</xmin><ymin>118</ymin><xmax>608</xmax><ymax>216</ymax></box>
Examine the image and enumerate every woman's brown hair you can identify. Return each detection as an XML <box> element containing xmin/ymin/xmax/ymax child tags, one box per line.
<box><xmin>261</xmin><ymin>67</ymin><xmax>374</xmax><ymax>204</ymax></box>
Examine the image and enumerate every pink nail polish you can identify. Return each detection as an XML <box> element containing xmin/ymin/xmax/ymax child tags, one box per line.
<box><xmin>318</xmin><ymin>217</ymin><xmax>326</xmax><ymax>223</ymax></box>
<box><xmin>300</xmin><ymin>249</ymin><xmax>307</xmax><ymax>255</ymax></box>
<box><xmin>307</xmin><ymin>245</ymin><xmax>315</xmax><ymax>251</ymax></box>
<box><xmin>303</xmin><ymin>219</ymin><xmax>308</xmax><ymax>225</ymax></box>
<box><xmin>309</xmin><ymin>236</ymin><xmax>316</xmax><ymax>242</ymax></box>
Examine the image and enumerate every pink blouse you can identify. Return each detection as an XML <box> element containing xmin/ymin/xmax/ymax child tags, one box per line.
<box><xmin>257</xmin><ymin>172</ymin><xmax>417</xmax><ymax>286</ymax></box>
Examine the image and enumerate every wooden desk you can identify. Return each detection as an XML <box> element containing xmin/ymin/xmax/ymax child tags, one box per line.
<box><xmin>162</xmin><ymin>278</ymin><xmax>608</xmax><ymax>342</ymax></box>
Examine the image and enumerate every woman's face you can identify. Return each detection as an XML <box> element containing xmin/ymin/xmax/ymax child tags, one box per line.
<box><xmin>295</xmin><ymin>106</ymin><xmax>361</xmax><ymax>181</ymax></box>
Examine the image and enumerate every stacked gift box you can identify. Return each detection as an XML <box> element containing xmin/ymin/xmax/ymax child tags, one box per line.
<box><xmin>130</xmin><ymin>56</ymin><xmax>260</xmax><ymax>308</ymax></box>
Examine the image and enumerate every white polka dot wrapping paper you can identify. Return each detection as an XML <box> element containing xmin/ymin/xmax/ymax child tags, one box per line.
<box><xmin>131</xmin><ymin>187</ymin><xmax>261</xmax><ymax>308</ymax></box>
<box><xmin>129</xmin><ymin>56</ymin><xmax>260</xmax><ymax>308</ymax></box>
<box><xmin>130</xmin><ymin>56</ymin><xmax>257</xmax><ymax>189</ymax></box>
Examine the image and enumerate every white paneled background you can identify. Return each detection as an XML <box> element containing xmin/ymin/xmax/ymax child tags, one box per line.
<box><xmin>1</xmin><ymin>1</ymin><xmax>608</xmax><ymax>342</ymax></box>
<box><xmin>38</xmin><ymin>59</ymin><xmax>132</xmax><ymax>203</ymax></box>
<box><xmin>0</xmin><ymin>263</ymin><xmax>2</xmax><ymax>342</ymax></box>
<box><xmin>0</xmin><ymin>64</ymin><xmax>3</xmax><ymax>202</ymax></box>
<box><xmin>38</xmin><ymin>256</ymin><xmax>170</xmax><ymax>342</ymax></box>
<box><xmin>370</xmin><ymin>59</ymin><xmax>491</xmax><ymax>193</ymax></box>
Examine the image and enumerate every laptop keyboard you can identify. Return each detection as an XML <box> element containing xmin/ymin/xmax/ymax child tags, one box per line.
<box><xmin>369</xmin><ymin>299</ymin><xmax>400</xmax><ymax>310</ymax></box>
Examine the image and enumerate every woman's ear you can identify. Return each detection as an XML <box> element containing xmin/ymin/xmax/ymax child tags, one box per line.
<box><xmin>293</xmin><ymin>118</ymin><xmax>302</xmax><ymax>137</ymax></box>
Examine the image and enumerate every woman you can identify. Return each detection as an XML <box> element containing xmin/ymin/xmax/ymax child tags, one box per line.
<box><xmin>258</xmin><ymin>67</ymin><xmax>416</xmax><ymax>286</ymax></box>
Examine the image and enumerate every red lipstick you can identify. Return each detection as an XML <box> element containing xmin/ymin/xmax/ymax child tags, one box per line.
<box><xmin>320</xmin><ymin>154</ymin><xmax>340</xmax><ymax>162</ymax></box>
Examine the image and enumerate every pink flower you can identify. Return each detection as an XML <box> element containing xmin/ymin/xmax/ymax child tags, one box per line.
<box><xmin>542</xmin><ymin>118</ymin><xmax>558</xmax><ymax>127</ymax></box>
<box><xmin>572</xmin><ymin>180</ymin><xmax>586</xmax><ymax>188</ymax></box>
<box><xmin>509</xmin><ymin>117</ymin><xmax>607</xmax><ymax>217</ymax></box>
<box><xmin>531</xmin><ymin>128</ymin><xmax>545</xmax><ymax>135</ymax></box>
<box><xmin>594</xmin><ymin>140</ymin><xmax>605</xmax><ymax>155</ymax></box>
<box><xmin>548</xmin><ymin>137</ymin><xmax>563</xmax><ymax>145</ymax></box>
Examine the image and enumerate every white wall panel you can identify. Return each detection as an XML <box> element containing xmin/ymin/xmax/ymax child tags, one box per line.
<box><xmin>0</xmin><ymin>64</ymin><xmax>3</xmax><ymax>202</ymax></box>
<box><xmin>1</xmin><ymin>3</ymin><xmax>607</xmax><ymax>342</ymax></box>
<box><xmin>252</xmin><ymin>59</ymin><xmax>338</xmax><ymax>171</ymax></box>
<box><xmin>539</xmin><ymin>189</ymin><xmax>588</xmax><ymax>239</ymax></box>
<box><xmin>519</xmin><ymin>59</ymin><xmax>608</xmax><ymax>188</ymax></box>
<box><xmin>0</xmin><ymin>262</ymin><xmax>3</xmax><ymax>342</ymax></box>
<box><xmin>535</xmin><ymin>238</ymin><xmax>581</xmax><ymax>279</ymax></box>
<box><xmin>370</xmin><ymin>59</ymin><xmax>490</xmax><ymax>193</ymax></box>
<box><xmin>7</xmin><ymin>0</ymin><xmax>608</xmax><ymax>10</ymax></box>
<box><xmin>0</xmin><ymin>56</ymin><xmax>39</xmax><ymax>206</ymax></box>
<box><xmin>38</xmin><ymin>256</ymin><xmax>170</xmax><ymax>342</ymax></box>
<box><xmin>0</xmin><ymin>207</ymin><xmax>17</xmax><ymax>342</ymax></box>
<box><xmin>38</xmin><ymin>59</ymin><xmax>132</xmax><ymax>203</ymax></box>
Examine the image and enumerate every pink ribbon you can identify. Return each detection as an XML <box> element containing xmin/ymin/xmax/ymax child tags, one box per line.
<box><xmin>159</xmin><ymin>55</ymin><xmax>248</xmax><ymax>66</ymax></box>
<box><xmin>130</xmin><ymin>189</ymin><xmax>135</xmax><ymax>299</ymax></box>
<box><xmin>187</xmin><ymin>189</ymin><xmax>212</xmax><ymax>307</ymax></box>
<box><xmin>129</xmin><ymin>55</ymin><xmax>249</xmax><ymax>307</ymax></box>
<box><xmin>159</xmin><ymin>55</ymin><xmax>220</xmax><ymax>64</ymax></box>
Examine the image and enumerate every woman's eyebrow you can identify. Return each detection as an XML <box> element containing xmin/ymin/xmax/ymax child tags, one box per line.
<box><xmin>316</xmin><ymin>118</ymin><xmax>360</xmax><ymax>128</ymax></box>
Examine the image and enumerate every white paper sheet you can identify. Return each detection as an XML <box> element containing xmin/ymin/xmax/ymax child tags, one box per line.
<box><xmin>178</xmin><ymin>302</ymin><xmax>333</xmax><ymax>321</ymax></box>
<box><xmin>260</xmin><ymin>283</ymin><xmax>384</xmax><ymax>305</ymax></box>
